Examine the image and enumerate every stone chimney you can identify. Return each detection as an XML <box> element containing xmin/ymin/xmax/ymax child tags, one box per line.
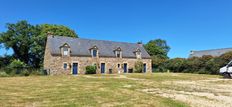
<box><xmin>47</xmin><ymin>31</ymin><xmax>54</xmax><ymax>38</ymax></box>
<box><xmin>137</xmin><ymin>41</ymin><xmax>143</xmax><ymax>47</ymax></box>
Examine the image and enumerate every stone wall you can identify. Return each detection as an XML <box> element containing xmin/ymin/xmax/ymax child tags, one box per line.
<box><xmin>44</xmin><ymin>54</ymin><xmax>152</xmax><ymax>75</ymax></box>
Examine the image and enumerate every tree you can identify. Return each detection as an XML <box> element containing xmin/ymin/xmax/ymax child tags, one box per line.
<box><xmin>151</xmin><ymin>55</ymin><xmax>168</xmax><ymax>72</ymax></box>
<box><xmin>0</xmin><ymin>20</ymin><xmax>78</xmax><ymax>68</ymax></box>
<box><xmin>144</xmin><ymin>39</ymin><xmax>170</xmax><ymax>59</ymax></box>
<box><xmin>166</xmin><ymin>58</ymin><xmax>187</xmax><ymax>72</ymax></box>
<box><xmin>0</xmin><ymin>20</ymin><xmax>40</xmax><ymax>65</ymax></box>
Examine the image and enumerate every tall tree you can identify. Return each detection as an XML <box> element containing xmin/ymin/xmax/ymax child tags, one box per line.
<box><xmin>144</xmin><ymin>39</ymin><xmax>170</xmax><ymax>59</ymax></box>
<box><xmin>0</xmin><ymin>20</ymin><xmax>78</xmax><ymax>68</ymax></box>
<box><xmin>0</xmin><ymin>20</ymin><xmax>40</xmax><ymax>65</ymax></box>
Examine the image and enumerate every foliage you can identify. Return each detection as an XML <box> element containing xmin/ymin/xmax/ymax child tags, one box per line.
<box><xmin>85</xmin><ymin>65</ymin><xmax>97</xmax><ymax>74</ymax></box>
<box><xmin>40</xmin><ymin>24</ymin><xmax>77</xmax><ymax>37</ymax></box>
<box><xmin>0</xmin><ymin>55</ymin><xmax>13</xmax><ymax>68</ymax></box>
<box><xmin>166</xmin><ymin>58</ymin><xmax>187</xmax><ymax>73</ymax></box>
<box><xmin>0</xmin><ymin>72</ymin><xmax>9</xmax><ymax>77</ymax></box>
<box><xmin>144</xmin><ymin>39</ymin><xmax>170</xmax><ymax>72</ymax></box>
<box><xmin>20</xmin><ymin>70</ymin><xmax>30</xmax><ymax>76</ymax></box>
<box><xmin>0</xmin><ymin>20</ymin><xmax>40</xmax><ymax>65</ymax></box>
<box><xmin>144</xmin><ymin>39</ymin><xmax>170</xmax><ymax>59</ymax></box>
<box><xmin>0</xmin><ymin>20</ymin><xmax>78</xmax><ymax>68</ymax></box>
<box><xmin>162</xmin><ymin>52</ymin><xmax>232</xmax><ymax>74</ymax></box>
<box><xmin>134</xmin><ymin>61</ymin><xmax>144</xmax><ymax>73</ymax></box>
<box><xmin>8</xmin><ymin>59</ymin><xmax>27</xmax><ymax>68</ymax></box>
<box><xmin>152</xmin><ymin>55</ymin><xmax>168</xmax><ymax>72</ymax></box>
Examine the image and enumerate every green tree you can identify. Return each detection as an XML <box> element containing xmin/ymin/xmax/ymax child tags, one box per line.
<box><xmin>144</xmin><ymin>39</ymin><xmax>170</xmax><ymax>72</ymax></box>
<box><xmin>0</xmin><ymin>20</ymin><xmax>78</xmax><ymax>68</ymax></box>
<box><xmin>144</xmin><ymin>39</ymin><xmax>170</xmax><ymax>59</ymax></box>
<box><xmin>0</xmin><ymin>20</ymin><xmax>40</xmax><ymax>65</ymax></box>
<box><xmin>166</xmin><ymin>58</ymin><xmax>187</xmax><ymax>73</ymax></box>
<box><xmin>151</xmin><ymin>55</ymin><xmax>168</xmax><ymax>72</ymax></box>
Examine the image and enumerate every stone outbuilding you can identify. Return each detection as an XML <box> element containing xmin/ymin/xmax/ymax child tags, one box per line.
<box><xmin>44</xmin><ymin>35</ymin><xmax>152</xmax><ymax>75</ymax></box>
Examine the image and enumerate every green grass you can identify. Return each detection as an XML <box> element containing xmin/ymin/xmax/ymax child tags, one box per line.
<box><xmin>0</xmin><ymin>73</ymin><xmax>220</xmax><ymax>107</ymax></box>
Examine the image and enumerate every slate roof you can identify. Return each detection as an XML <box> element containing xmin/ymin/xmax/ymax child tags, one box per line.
<box><xmin>47</xmin><ymin>36</ymin><xmax>151</xmax><ymax>58</ymax></box>
<box><xmin>189</xmin><ymin>48</ymin><xmax>232</xmax><ymax>58</ymax></box>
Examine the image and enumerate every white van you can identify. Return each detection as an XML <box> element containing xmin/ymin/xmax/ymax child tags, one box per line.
<box><xmin>220</xmin><ymin>60</ymin><xmax>232</xmax><ymax>78</ymax></box>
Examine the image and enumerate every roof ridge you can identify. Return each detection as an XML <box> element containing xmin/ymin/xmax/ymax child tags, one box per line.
<box><xmin>52</xmin><ymin>35</ymin><xmax>140</xmax><ymax>45</ymax></box>
<box><xmin>192</xmin><ymin>47</ymin><xmax>232</xmax><ymax>52</ymax></box>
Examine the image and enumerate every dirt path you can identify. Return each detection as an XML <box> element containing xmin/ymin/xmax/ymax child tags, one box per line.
<box><xmin>142</xmin><ymin>79</ymin><xmax>232</xmax><ymax>107</ymax></box>
<box><xmin>83</xmin><ymin>74</ymin><xmax>232</xmax><ymax>107</ymax></box>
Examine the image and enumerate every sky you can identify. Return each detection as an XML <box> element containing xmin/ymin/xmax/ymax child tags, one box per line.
<box><xmin>0</xmin><ymin>0</ymin><xmax>232</xmax><ymax>58</ymax></box>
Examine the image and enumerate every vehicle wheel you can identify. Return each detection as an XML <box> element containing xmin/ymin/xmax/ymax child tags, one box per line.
<box><xmin>223</xmin><ymin>73</ymin><xmax>231</xmax><ymax>78</ymax></box>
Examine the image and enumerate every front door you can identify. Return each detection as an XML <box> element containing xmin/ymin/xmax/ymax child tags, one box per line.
<box><xmin>124</xmin><ymin>63</ymin><xmax>127</xmax><ymax>73</ymax></box>
<box><xmin>143</xmin><ymin>63</ymin><xmax>146</xmax><ymax>73</ymax></box>
<box><xmin>101</xmin><ymin>63</ymin><xmax>105</xmax><ymax>74</ymax></box>
<box><xmin>73</xmin><ymin>63</ymin><xmax>78</xmax><ymax>75</ymax></box>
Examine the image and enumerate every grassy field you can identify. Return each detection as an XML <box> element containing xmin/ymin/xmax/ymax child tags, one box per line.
<box><xmin>0</xmin><ymin>73</ymin><xmax>229</xmax><ymax>107</ymax></box>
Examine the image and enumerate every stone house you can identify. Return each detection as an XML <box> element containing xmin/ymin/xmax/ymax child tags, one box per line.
<box><xmin>44</xmin><ymin>35</ymin><xmax>152</xmax><ymax>75</ymax></box>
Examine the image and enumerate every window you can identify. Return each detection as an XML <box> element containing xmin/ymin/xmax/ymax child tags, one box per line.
<box><xmin>63</xmin><ymin>63</ymin><xmax>68</xmax><ymax>70</ymax></box>
<box><xmin>116</xmin><ymin>51</ymin><xmax>121</xmax><ymax>58</ymax></box>
<box><xmin>63</xmin><ymin>47</ymin><xmax>68</xmax><ymax>56</ymax></box>
<box><xmin>117</xmin><ymin>52</ymin><xmax>120</xmax><ymax>58</ymax></box>
<box><xmin>93</xmin><ymin>50</ymin><xmax>97</xmax><ymax>57</ymax></box>
<box><xmin>134</xmin><ymin>48</ymin><xmax>142</xmax><ymax>59</ymax></box>
<box><xmin>118</xmin><ymin>64</ymin><xmax>120</xmax><ymax>68</ymax></box>
<box><xmin>136</xmin><ymin>52</ymin><xmax>141</xmax><ymax>59</ymax></box>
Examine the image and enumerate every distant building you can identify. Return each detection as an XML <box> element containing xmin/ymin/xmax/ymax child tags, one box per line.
<box><xmin>44</xmin><ymin>35</ymin><xmax>152</xmax><ymax>75</ymax></box>
<box><xmin>189</xmin><ymin>48</ymin><xmax>232</xmax><ymax>58</ymax></box>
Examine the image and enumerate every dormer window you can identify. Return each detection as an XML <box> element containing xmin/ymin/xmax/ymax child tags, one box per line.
<box><xmin>89</xmin><ymin>45</ymin><xmax>98</xmax><ymax>58</ymax></box>
<box><xmin>134</xmin><ymin>48</ymin><xmax>142</xmax><ymax>59</ymax></box>
<box><xmin>116</xmin><ymin>52</ymin><xmax>120</xmax><ymax>58</ymax></box>
<box><xmin>60</xmin><ymin>43</ymin><xmax>70</xmax><ymax>56</ymax></box>
<box><xmin>136</xmin><ymin>51</ymin><xmax>141</xmax><ymax>59</ymax></box>
<box><xmin>114</xmin><ymin>47</ymin><xmax>122</xmax><ymax>58</ymax></box>
<box><xmin>93</xmin><ymin>49</ymin><xmax>97</xmax><ymax>57</ymax></box>
<box><xmin>63</xmin><ymin>47</ymin><xmax>68</xmax><ymax>56</ymax></box>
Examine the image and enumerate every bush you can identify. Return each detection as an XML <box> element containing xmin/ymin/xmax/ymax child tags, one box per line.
<box><xmin>162</xmin><ymin>52</ymin><xmax>232</xmax><ymax>74</ymax></box>
<box><xmin>0</xmin><ymin>72</ymin><xmax>9</xmax><ymax>77</ymax></box>
<box><xmin>8</xmin><ymin>59</ymin><xmax>27</xmax><ymax>68</ymax></box>
<box><xmin>166</xmin><ymin>58</ymin><xmax>187</xmax><ymax>73</ymax></box>
<box><xmin>20</xmin><ymin>70</ymin><xmax>30</xmax><ymax>76</ymax></box>
<box><xmin>134</xmin><ymin>61</ymin><xmax>143</xmax><ymax>73</ymax></box>
<box><xmin>85</xmin><ymin>65</ymin><xmax>97</xmax><ymax>74</ymax></box>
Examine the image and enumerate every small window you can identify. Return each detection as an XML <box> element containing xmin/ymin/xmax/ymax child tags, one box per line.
<box><xmin>63</xmin><ymin>47</ymin><xmax>68</xmax><ymax>56</ymax></box>
<box><xmin>63</xmin><ymin>63</ymin><xmax>68</xmax><ymax>70</ymax></box>
<box><xmin>116</xmin><ymin>51</ymin><xmax>121</xmax><ymax>58</ymax></box>
<box><xmin>136</xmin><ymin>52</ymin><xmax>141</xmax><ymax>59</ymax></box>
<box><xmin>118</xmin><ymin>64</ymin><xmax>120</xmax><ymax>68</ymax></box>
<box><xmin>93</xmin><ymin>50</ymin><xmax>97</xmax><ymax>57</ymax></box>
<box><xmin>117</xmin><ymin>53</ymin><xmax>120</xmax><ymax>58</ymax></box>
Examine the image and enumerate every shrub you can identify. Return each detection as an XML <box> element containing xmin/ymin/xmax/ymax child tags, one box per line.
<box><xmin>0</xmin><ymin>72</ymin><xmax>9</xmax><ymax>77</ymax></box>
<box><xmin>134</xmin><ymin>61</ymin><xmax>143</xmax><ymax>73</ymax></box>
<box><xmin>8</xmin><ymin>59</ymin><xmax>27</xmax><ymax>68</ymax></box>
<box><xmin>20</xmin><ymin>70</ymin><xmax>30</xmax><ymax>76</ymax></box>
<box><xmin>85</xmin><ymin>65</ymin><xmax>97</xmax><ymax>74</ymax></box>
<box><xmin>166</xmin><ymin>58</ymin><xmax>187</xmax><ymax>73</ymax></box>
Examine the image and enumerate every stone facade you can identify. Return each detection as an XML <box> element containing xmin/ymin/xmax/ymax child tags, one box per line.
<box><xmin>44</xmin><ymin>36</ymin><xmax>152</xmax><ymax>75</ymax></box>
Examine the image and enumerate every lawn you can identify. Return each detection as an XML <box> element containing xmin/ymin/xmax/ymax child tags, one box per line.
<box><xmin>0</xmin><ymin>73</ymin><xmax>229</xmax><ymax>107</ymax></box>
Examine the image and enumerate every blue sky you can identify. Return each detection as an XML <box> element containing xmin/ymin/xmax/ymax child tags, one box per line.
<box><xmin>1</xmin><ymin>0</ymin><xmax>232</xmax><ymax>58</ymax></box>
